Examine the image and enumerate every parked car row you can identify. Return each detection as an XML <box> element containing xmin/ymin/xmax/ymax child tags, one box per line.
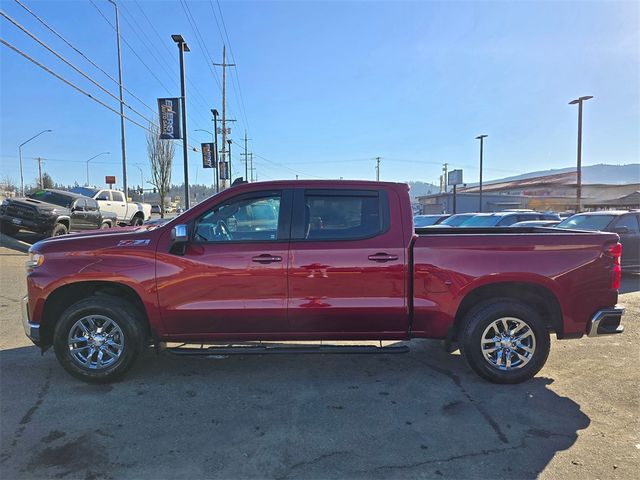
<box><xmin>414</xmin><ymin>209</ymin><xmax>639</xmax><ymax>271</ymax></box>
<box><xmin>1</xmin><ymin>187</ymin><xmax>152</xmax><ymax>238</ymax></box>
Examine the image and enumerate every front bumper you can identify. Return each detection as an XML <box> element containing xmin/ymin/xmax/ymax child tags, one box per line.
<box><xmin>587</xmin><ymin>306</ymin><xmax>625</xmax><ymax>337</ymax></box>
<box><xmin>21</xmin><ymin>295</ymin><xmax>41</xmax><ymax>345</ymax></box>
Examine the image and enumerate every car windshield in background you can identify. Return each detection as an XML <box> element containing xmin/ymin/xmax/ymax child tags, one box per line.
<box><xmin>556</xmin><ymin>214</ymin><xmax>616</xmax><ymax>231</ymax></box>
<box><xmin>440</xmin><ymin>214</ymin><xmax>475</xmax><ymax>226</ymax></box>
<box><xmin>27</xmin><ymin>190</ymin><xmax>74</xmax><ymax>208</ymax></box>
<box><xmin>414</xmin><ymin>216</ymin><xmax>441</xmax><ymax>227</ymax></box>
<box><xmin>459</xmin><ymin>215</ymin><xmax>501</xmax><ymax>227</ymax></box>
<box><xmin>70</xmin><ymin>187</ymin><xmax>99</xmax><ymax>198</ymax></box>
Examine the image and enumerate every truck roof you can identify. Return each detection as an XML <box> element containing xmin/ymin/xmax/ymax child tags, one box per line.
<box><xmin>230</xmin><ymin>179</ymin><xmax>409</xmax><ymax>189</ymax></box>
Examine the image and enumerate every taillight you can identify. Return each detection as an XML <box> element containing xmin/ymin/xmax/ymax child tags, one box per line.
<box><xmin>605</xmin><ymin>242</ymin><xmax>622</xmax><ymax>290</ymax></box>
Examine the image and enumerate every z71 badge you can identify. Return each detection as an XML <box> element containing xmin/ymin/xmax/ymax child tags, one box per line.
<box><xmin>117</xmin><ymin>239</ymin><xmax>150</xmax><ymax>247</ymax></box>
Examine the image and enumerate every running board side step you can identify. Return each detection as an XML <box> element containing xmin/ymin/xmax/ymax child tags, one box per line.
<box><xmin>165</xmin><ymin>344</ymin><xmax>409</xmax><ymax>356</ymax></box>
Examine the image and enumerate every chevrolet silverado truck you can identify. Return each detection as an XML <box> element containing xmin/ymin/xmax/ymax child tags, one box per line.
<box><xmin>70</xmin><ymin>187</ymin><xmax>151</xmax><ymax>226</ymax></box>
<box><xmin>22</xmin><ymin>180</ymin><xmax>624</xmax><ymax>384</ymax></box>
<box><xmin>1</xmin><ymin>189</ymin><xmax>117</xmax><ymax>237</ymax></box>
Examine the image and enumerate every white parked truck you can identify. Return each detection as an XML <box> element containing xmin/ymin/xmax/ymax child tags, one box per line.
<box><xmin>70</xmin><ymin>187</ymin><xmax>151</xmax><ymax>226</ymax></box>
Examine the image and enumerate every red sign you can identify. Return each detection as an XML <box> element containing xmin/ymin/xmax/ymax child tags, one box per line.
<box><xmin>105</xmin><ymin>176</ymin><xmax>116</xmax><ymax>185</ymax></box>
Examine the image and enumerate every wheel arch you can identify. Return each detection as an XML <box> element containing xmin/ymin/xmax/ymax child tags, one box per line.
<box><xmin>40</xmin><ymin>281</ymin><xmax>151</xmax><ymax>349</ymax></box>
<box><xmin>451</xmin><ymin>281</ymin><xmax>563</xmax><ymax>342</ymax></box>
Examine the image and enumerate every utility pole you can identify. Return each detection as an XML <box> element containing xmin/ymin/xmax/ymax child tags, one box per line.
<box><xmin>569</xmin><ymin>96</ymin><xmax>593</xmax><ymax>213</ymax></box>
<box><xmin>475</xmin><ymin>135</ymin><xmax>487</xmax><ymax>212</ymax></box>
<box><xmin>171</xmin><ymin>34</ymin><xmax>191</xmax><ymax>208</ymax></box>
<box><xmin>375</xmin><ymin>157</ymin><xmax>381</xmax><ymax>181</ymax></box>
<box><xmin>213</xmin><ymin>46</ymin><xmax>235</xmax><ymax>189</ymax></box>
<box><xmin>211</xmin><ymin>109</ymin><xmax>220</xmax><ymax>192</ymax></box>
<box><xmin>36</xmin><ymin>157</ymin><xmax>43</xmax><ymax>189</ymax></box>
<box><xmin>249</xmin><ymin>153</ymin><xmax>255</xmax><ymax>182</ymax></box>
<box><xmin>442</xmin><ymin>163</ymin><xmax>449</xmax><ymax>193</ymax></box>
<box><xmin>107</xmin><ymin>0</ymin><xmax>127</xmax><ymax>200</ymax></box>
<box><xmin>242</xmin><ymin>130</ymin><xmax>251</xmax><ymax>181</ymax></box>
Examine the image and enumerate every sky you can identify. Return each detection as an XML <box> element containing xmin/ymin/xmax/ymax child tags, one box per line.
<box><xmin>1</xmin><ymin>0</ymin><xmax>639</xmax><ymax>191</ymax></box>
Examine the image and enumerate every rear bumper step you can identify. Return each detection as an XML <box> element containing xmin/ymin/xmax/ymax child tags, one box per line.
<box><xmin>165</xmin><ymin>343</ymin><xmax>409</xmax><ymax>356</ymax></box>
<box><xmin>588</xmin><ymin>306</ymin><xmax>625</xmax><ymax>337</ymax></box>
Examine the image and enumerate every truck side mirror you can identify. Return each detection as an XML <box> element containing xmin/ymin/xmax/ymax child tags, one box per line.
<box><xmin>170</xmin><ymin>224</ymin><xmax>189</xmax><ymax>255</ymax></box>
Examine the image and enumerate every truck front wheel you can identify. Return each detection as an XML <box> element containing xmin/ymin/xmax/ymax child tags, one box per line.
<box><xmin>53</xmin><ymin>296</ymin><xmax>147</xmax><ymax>383</ymax></box>
<box><xmin>460</xmin><ymin>299</ymin><xmax>550</xmax><ymax>384</ymax></box>
<box><xmin>51</xmin><ymin>223</ymin><xmax>68</xmax><ymax>236</ymax></box>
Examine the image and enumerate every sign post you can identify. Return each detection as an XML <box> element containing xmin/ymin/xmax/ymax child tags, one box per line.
<box><xmin>447</xmin><ymin>169</ymin><xmax>463</xmax><ymax>214</ymax></box>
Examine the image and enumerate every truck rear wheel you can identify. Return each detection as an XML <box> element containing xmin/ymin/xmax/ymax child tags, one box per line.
<box><xmin>460</xmin><ymin>299</ymin><xmax>550</xmax><ymax>384</ymax></box>
<box><xmin>131</xmin><ymin>215</ymin><xmax>144</xmax><ymax>226</ymax></box>
<box><xmin>53</xmin><ymin>296</ymin><xmax>147</xmax><ymax>383</ymax></box>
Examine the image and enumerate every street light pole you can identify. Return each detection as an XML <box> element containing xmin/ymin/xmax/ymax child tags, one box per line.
<box><xmin>212</xmin><ymin>109</ymin><xmax>219</xmax><ymax>192</ymax></box>
<box><xmin>569</xmin><ymin>96</ymin><xmax>593</xmax><ymax>213</ymax></box>
<box><xmin>107</xmin><ymin>0</ymin><xmax>128</xmax><ymax>201</ymax></box>
<box><xmin>18</xmin><ymin>129</ymin><xmax>52</xmax><ymax>196</ymax></box>
<box><xmin>475</xmin><ymin>135</ymin><xmax>487</xmax><ymax>212</ymax></box>
<box><xmin>85</xmin><ymin>152</ymin><xmax>111</xmax><ymax>185</ymax></box>
<box><xmin>172</xmin><ymin>34</ymin><xmax>191</xmax><ymax>208</ymax></box>
<box><xmin>134</xmin><ymin>164</ymin><xmax>144</xmax><ymax>201</ymax></box>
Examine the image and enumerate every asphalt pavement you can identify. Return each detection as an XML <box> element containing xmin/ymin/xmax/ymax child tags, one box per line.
<box><xmin>0</xmin><ymin>247</ymin><xmax>638</xmax><ymax>479</ymax></box>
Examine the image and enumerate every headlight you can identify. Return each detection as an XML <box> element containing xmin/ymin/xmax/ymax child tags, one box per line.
<box><xmin>26</xmin><ymin>252</ymin><xmax>44</xmax><ymax>272</ymax></box>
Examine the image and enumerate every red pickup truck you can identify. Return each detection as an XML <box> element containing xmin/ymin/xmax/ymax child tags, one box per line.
<box><xmin>22</xmin><ymin>180</ymin><xmax>624</xmax><ymax>384</ymax></box>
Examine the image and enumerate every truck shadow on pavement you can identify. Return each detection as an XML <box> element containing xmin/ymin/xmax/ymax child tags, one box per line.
<box><xmin>0</xmin><ymin>340</ymin><xmax>589</xmax><ymax>480</ymax></box>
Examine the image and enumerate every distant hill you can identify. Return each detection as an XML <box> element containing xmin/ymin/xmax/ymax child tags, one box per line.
<box><xmin>407</xmin><ymin>181</ymin><xmax>440</xmax><ymax>201</ymax></box>
<box><xmin>481</xmin><ymin>164</ymin><xmax>640</xmax><ymax>186</ymax></box>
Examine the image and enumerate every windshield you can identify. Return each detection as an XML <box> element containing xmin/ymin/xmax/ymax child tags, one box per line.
<box><xmin>414</xmin><ymin>216</ymin><xmax>441</xmax><ymax>227</ymax></box>
<box><xmin>556</xmin><ymin>214</ymin><xmax>616</xmax><ymax>231</ymax></box>
<box><xmin>28</xmin><ymin>190</ymin><xmax>74</xmax><ymax>208</ymax></box>
<box><xmin>70</xmin><ymin>187</ymin><xmax>99</xmax><ymax>198</ymax></box>
<box><xmin>459</xmin><ymin>215</ymin><xmax>501</xmax><ymax>227</ymax></box>
<box><xmin>440</xmin><ymin>214</ymin><xmax>475</xmax><ymax>226</ymax></box>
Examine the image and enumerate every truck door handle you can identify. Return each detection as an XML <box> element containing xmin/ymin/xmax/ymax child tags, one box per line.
<box><xmin>368</xmin><ymin>253</ymin><xmax>399</xmax><ymax>262</ymax></box>
<box><xmin>252</xmin><ymin>254</ymin><xmax>282</xmax><ymax>264</ymax></box>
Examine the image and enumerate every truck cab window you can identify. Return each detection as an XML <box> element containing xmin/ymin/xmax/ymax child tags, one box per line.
<box><xmin>194</xmin><ymin>193</ymin><xmax>281</xmax><ymax>242</ymax></box>
<box><xmin>112</xmin><ymin>191</ymin><xmax>125</xmax><ymax>203</ymax></box>
<box><xmin>304</xmin><ymin>192</ymin><xmax>382</xmax><ymax>240</ymax></box>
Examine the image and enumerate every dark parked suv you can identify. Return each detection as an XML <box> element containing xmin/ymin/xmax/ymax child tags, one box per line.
<box><xmin>0</xmin><ymin>189</ymin><xmax>117</xmax><ymax>237</ymax></box>
<box><xmin>556</xmin><ymin>211</ymin><xmax>640</xmax><ymax>272</ymax></box>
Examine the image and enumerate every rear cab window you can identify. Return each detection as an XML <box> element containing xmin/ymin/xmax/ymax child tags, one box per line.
<box><xmin>112</xmin><ymin>191</ymin><xmax>125</xmax><ymax>202</ymax></box>
<box><xmin>293</xmin><ymin>188</ymin><xmax>389</xmax><ymax>240</ymax></box>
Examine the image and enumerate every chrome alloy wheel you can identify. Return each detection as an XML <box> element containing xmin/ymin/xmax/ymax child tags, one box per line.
<box><xmin>481</xmin><ymin>317</ymin><xmax>536</xmax><ymax>371</ymax></box>
<box><xmin>67</xmin><ymin>315</ymin><xmax>125</xmax><ymax>369</ymax></box>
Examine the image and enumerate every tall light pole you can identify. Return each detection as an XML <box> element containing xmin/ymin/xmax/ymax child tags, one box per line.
<box><xmin>172</xmin><ymin>34</ymin><xmax>191</xmax><ymax>208</ymax></box>
<box><xmin>134</xmin><ymin>164</ymin><xmax>144</xmax><ymax>201</ymax></box>
<box><xmin>85</xmin><ymin>152</ymin><xmax>111</xmax><ymax>185</ymax></box>
<box><xmin>195</xmin><ymin>128</ymin><xmax>218</xmax><ymax>192</ymax></box>
<box><xmin>569</xmin><ymin>96</ymin><xmax>593</xmax><ymax>213</ymax></box>
<box><xmin>212</xmin><ymin>109</ymin><xmax>220</xmax><ymax>192</ymax></box>
<box><xmin>107</xmin><ymin>0</ymin><xmax>127</xmax><ymax>201</ymax></box>
<box><xmin>18</xmin><ymin>129</ymin><xmax>52</xmax><ymax>196</ymax></box>
<box><xmin>475</xmin><ymin>135</ymin><xmax>487</xmax><ymax>212</ymax></box>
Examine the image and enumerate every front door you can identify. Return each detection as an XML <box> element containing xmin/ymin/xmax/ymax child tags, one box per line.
<box><xmin>287</xmin><ymin>187</ymin><xmax>408</xmax><ymax>338</ymax></box>
<box><xmin>156</xmin><ymin>189</ymin><xmax>292</xmax><ymax>337</ymax></box>
<box><xmin>613</xmin><ymin>214</ymin><xmax>640</xmax><ymax>269</ymax></box>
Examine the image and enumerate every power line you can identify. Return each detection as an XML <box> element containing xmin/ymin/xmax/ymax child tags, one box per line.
<box><xmin>88</xmin><ymin>0</ymin><xmax>172</xmax><ymax>93</ymax></box>
<box><xmin>1</xmin><ymin>10</ymin><xmax>156</xmax><ymax>127</ymax></box>
<box><xmin>13</xmin><ymin>0</ymin><xmax>155</xmax><ymax>116</ymax></box>
<box><xmin>0</xmin><ymin>38</ymin><xmax>201</xmax><ymax>152</ymax></box>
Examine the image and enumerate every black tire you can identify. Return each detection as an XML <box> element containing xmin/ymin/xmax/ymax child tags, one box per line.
<box><xmin>131</xmin><ymin>215</ymin><xmax>144</xmax><ymax>226</ymax></box>
<box><xmin>1</xmin><ymin>222</ymin><xmax>19</xmax><ymax>236</ymax></box>
<box><xmin>100</xmin><ymin>221</ymin><xmax>111</xmax><ymax>229</ymax></box>
<box><xmin>51</xmin><ymin>222</ymin><xmax>68</xmax><ymax>237</ymax></box>
<box><xmin>53</xmin><ymin>296</ymin><xmax>147</xmax><ymax>383</ymax></box>
<box><xmin>460</xmin><ymin>299</ymin><xmax>550</xmax><ymax>384</ymax></box>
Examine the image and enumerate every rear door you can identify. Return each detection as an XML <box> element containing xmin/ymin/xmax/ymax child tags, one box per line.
<box><xmin>85</xmin><ymin>198</ymin><xmax>101</xmax><ymax>229</ymax></box>
<box><xmin>70</xmin><ymin>199</ymin><xmax>89</xmax><ymax>231</ymax></box>
<box><xmin>110</xmin><ymin>190</ymin><xmax>128</xmax><ymax>222</ymax></box>
<box><xmin>287</xmin><ymin>187</ymin><xmax>408</xmax><ymax>337</ymax></box>
<box><xmin>612</xmin><ymin>214</ymin><xmax>640</xmax><ymax>269</ymax></box>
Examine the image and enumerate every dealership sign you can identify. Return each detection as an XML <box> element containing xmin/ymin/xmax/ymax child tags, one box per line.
<box><xmin>201</xmin><ymin>143</ymin><xmax>214</xmax><ymax>168</ymax></box>
<box><xmin>157</xmin><ymin>98</ymin><xmax>181</xmax><ymax>139</ymax></box>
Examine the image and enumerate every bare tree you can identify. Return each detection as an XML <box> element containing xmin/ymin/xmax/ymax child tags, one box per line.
<box><xmin>0</xmin><ymin>175</ymin><xmax>17</xmax><ymax>194</ymax></box>
<box><xmin>147</xmin><ymin>123</ymin><xmax>174</xmax><ymax>218</ymax></box>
